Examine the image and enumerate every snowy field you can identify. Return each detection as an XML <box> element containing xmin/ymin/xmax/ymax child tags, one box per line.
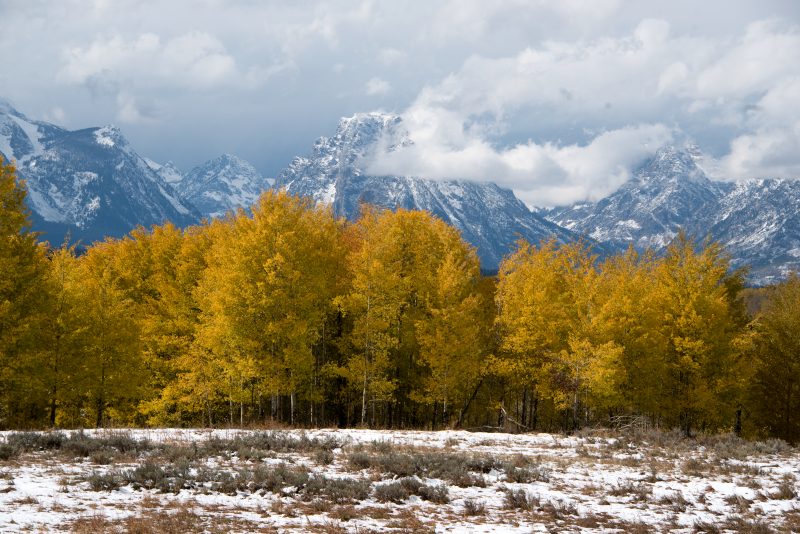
<box><xmin>0</xmin><ymin>427</ymin><xmax>798</xmax><ymax>532</ymax></box>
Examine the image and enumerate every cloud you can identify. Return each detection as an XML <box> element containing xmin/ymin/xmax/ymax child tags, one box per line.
<box><xmin>362</xmin><ymin>17</ymin><xmax>800</xmax><ymax>206</ymax></box>
<box><xmin>42</xmin><ymin>106</ymin><xmax>67</xmax><ymax>124</ymax></box>
<box><xmin>56</xmin><ymin>31</ymin><xmax>252</xmax><ymax>123</ymax></box>
<box><xmin>365</xmin><ymin>77</ymin><xmax>391</xmax><ymax>96</ymax></box>
<box><xmin>2</xmin><ymin>0</ymin><xmax>798</xmax><ymax>185</ymax></box>
<box><xmin>708</xmin><ymin>77</ymin><xmax>800</xmax><ymax>180</ymax></box>
<box><xmin>115</xmin><ymin>92</ymin><xmax>162</xmax><ymax>123</ymax></box>
<box><xmin>365</xmin><ymin>116</ymin><xmax>673</xmax><ymax>206</ymax></box>
<box><xmin>58</xmin><ymin>32</ymin><xmax>239</xmax><ymax>89</ymax></box>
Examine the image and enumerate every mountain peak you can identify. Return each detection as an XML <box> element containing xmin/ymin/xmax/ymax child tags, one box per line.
<box><xmin>277</xmin><ymin>109</ymin><xmax>582</xmax><ymax>269</ymax></box>
<box><xmin>634</xmin><ymin>144</ymin><xmax>707</xmax><ymax>184</ymax></box>
<box><xmin>93</xmin><ymin>125</ymin><xmax>126</xmax><ymax>148</ymax></box>
<box><xmin>339</xmin><ymin>111</ymin><xmax>400</xmax><ymax>128</ymax></box>
<box><xmin>178</xmin><ymin>154</ymin><xmax>268</xmax><ymax>219</ymax></box>
<box><xmin>211</xmin><ymin>153</ymin><xmax>248</xmax><ymax>166</ymax></box>
<box><xmin>333</xmin><ymin>111</ymin><xmax>403</xmax><ymax>152</ymax></box>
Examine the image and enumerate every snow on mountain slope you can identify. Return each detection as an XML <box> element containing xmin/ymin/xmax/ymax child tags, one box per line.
<box><xmin>547</xmin><ymin>146</ymin><xmax>732</xmax><ymax>250</ymax></box>
<box><xmin>691</xmin><ymin>179</ymin><xmax>800</xmax><ymax>284</ymax></box>
<box><xmin>178</xmin><ymin>154</ymin><xmax>272</xmax><ymax>219</ymax></box>
<box><xmin>0</xmin><ymin>101</ymin><xmax>199</xmax><ymax>245</ymax></box>
<box><xmin>546</xmin><ymin>145</ymin><xmax>800</xmax><ymax>284</ymax></box>
<box><xmin>275</xmin><ymin>112</ymin><xmax>582</xmax><ymax>269</ymax></box>
<box><xmin>145</xmin><ymin>159</ymin><xmax>184</xmax><ymax>185</ymax></box>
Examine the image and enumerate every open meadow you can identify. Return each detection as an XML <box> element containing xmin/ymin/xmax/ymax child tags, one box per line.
<box><xmin>0</xmin><ymin>428</ymin><xmax>798</xmax><ymax>533</ymax></box>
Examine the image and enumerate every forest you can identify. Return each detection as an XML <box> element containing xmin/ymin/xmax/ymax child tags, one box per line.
<box><xmin>1</xmin><ymin>157</ymin><xmax>799</xmax><ymax>443</ymax></box>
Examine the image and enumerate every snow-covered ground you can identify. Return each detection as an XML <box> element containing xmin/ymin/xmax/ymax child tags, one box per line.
<box><xmin>0</xmin><ymin>428</ymin><xmax>797</xmax><ymax>532</ymax></box>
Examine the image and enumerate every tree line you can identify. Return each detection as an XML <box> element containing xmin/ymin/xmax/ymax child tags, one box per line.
<box><xmin>1</xmin><ymin>157</ymin><xmax>799</xmax><ymax>442</ymax></box>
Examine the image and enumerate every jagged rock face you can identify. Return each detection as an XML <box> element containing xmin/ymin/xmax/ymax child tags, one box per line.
<box><xmin>0</xmin><ymin>101</ymin><xmax>198</xmax><ymax>245</ymax></box>
<box><xmin>693</xmin><ymin>179</ymin><xmax>800</xmax><ymax>284</ymax></box>
<box><xmin>546</xmin><ymin>146</ymin><xmax>800</xmax><ymax>285</ymax></box>
<box><xmin>177</xmin><ymin>154</ymin><xmax>272</xmax><ymax>219</ymax></box>
<box><xmin>275</xmin><ymin>112</ymin><xmax>580</xmax><ymax>269</ymax></box>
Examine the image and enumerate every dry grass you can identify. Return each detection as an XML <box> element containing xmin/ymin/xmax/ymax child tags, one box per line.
<box><xmin>2</xmin><ymin>427</ymin><xmax>797</xmax><ymax>532</ymax></box>
<box><xmin>70</xmin><ymin>508</ymin><xmax>265</xmax><ymax>534</ymax></box>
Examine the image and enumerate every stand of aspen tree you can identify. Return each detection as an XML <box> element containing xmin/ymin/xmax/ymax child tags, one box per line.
<box><xmin>2</xmin><ymin>157</ymin><xmax>799</xmax><ymax>442</ymax></box>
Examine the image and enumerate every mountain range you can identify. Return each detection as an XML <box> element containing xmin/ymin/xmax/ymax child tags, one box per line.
<box><xmin>274</xmin><ymin>112</ymin><xmax>578</xmax><ymax>268</ymax></box>
<box><xmin>0</xmin><ymin>99</ymin><xmax>197</xmax><ymax>244</ymax></box>
<box><xmin>545</xmin><ymin>145</ymin><xmax>800</xmax><ymax>284</ymax></box>
<box><xmin>2</xmin><ymin>99</ymin><xmax>799</xmax><ymax>284</ymax></box>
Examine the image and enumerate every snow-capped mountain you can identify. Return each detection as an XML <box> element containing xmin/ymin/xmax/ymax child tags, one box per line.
<box><xmin>0</xmin><ymin>100</ymin><xmax>198</xmax><ymax>244</ymax></box>
<box><xmin>546</xmin><ymin>145</ymin><xmax>800</xmax><ymax>284</ymax></box>
<box><xmin>177</xmin><ymin>154</ymin><xmax>272</xmax><ymax>219</ymax></box>
<box><xmin>693</xmin><ymin>179</ymin><xmax>800</xmax><ymax>283</ymax></box>
<box><xmin>275</xmin><ymin>112</ymin><xmax>580</xmax><ymax>269</ymax></box>
<box><xmin>547</xmin><ymin>146</ymin><xmax>733</xmax><ymax>249</ymax></box>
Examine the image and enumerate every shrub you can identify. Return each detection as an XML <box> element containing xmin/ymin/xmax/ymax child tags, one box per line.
<box><xmin>7</xmin><ymin>432</ymin><xmax>66</xmax><ymax>452</ymax></box>
<box><xmin>302</xmin><ymin>476</ymin><xmax>371</xmax><ymax>504</ymax></box>
<box><xmin>463</xmin><ymin>499</ymin><xmax>486</xmax><ymax>516</ymax></box>
<box><xmin>126</xmin><ymin>462</ymin><xmax>167</xmax><ymax>490</ymax></box>
<box><xmin>504</xmin><ymin>488</ymin><xmax>538</xmax><ymax>511</ymax></box>
<box><xmin>772</xmin><ymin>481</ymin><xmax>797</xmax><ymax>500</ymax></box>
<box><xmin>657</xmin><ymin>491</ymin><xmax>691</xmax><ymax>512</ymax></box>
<box><xmin>418</xmin><ymin>483</ymin><xmax>449</xmax><ymax>504</ymax></box>
<box><xmin>541</xmin><ymin>499</ymin><xmax>578</xmax><ymax>519</ymax></box>
<box><xmin>87</xmin><ymin>470</ymin><xmax>125</xmax><ymax>491</ymax></box>
<box><xmin>373</xmin><ymin>477</ymin><xmax>449</xmax><ymax>504</ymax></box>
<box><xmin>374</xmin><ymin>480</ymin><xmax>411</xmax><ymax>503</ymax></box>
<box><xmin>250</xmin><ymin>463</ymin><xmax>310</xmax><ymax>494</ymax></box>
<box><xmin>722</xmin><ymin>517</ymin><xmax>775</xmax><ymax>534</ymax></box>
<box><xmin>89</xmin><ymin>450</ymin><xmax>115</xmax><ymax>465</ymax></box>
<box><xmin>692</xmin><ymin>520</ymin><xmax>722</xmax><ymax>533</ymax></box>
<box><xmin>0</xmin><ymin>444</ymin><xmax>18</xmax><ymax>461</ymax></box>
<box><xmin>503</xmin><ymin>464</ymin><xmax>550</xmax><ymax>483</ymax></box>
<box><xmin>608</xmin><ymin>481</ymin><xmax>652</xmax><ymax>502</ymax></box>
<box><xmin>314</xmin><ymin>448</ymin><xmax>334</xmax><ymax>465</ymax></box>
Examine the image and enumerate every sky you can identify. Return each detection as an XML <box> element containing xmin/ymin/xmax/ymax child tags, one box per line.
<box><xmin>1</xmin><ymin>0</ymin><xmax>799</xmax><ymax>206</ymax></box>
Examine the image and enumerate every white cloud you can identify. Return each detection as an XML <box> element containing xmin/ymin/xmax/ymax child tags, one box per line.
<box><xmin>694</xmin><ymin>20</ymin><xmax>800</xmax><ymax>101</ymax></box>
<box><xmin>58</xmin><ymin>32</ymin><xmax>239</xmax><ymax>89</ymax></box>
<box><xmin>365</xmin><ymin>77</ymin><xmax>391</xmax><ymax>96</ymax></box>
<box><xmin>365</xmin><ymin>116</ymin><xmax>673</xmax><ymax>206</ymax></box>
<box><xmin>709</xmin><ymin>77</ymin><xmax>800</xmax><ymax>180</ymax></box>
<box><xmin>43</xmin><ymin>106</ymin><xmax>67</xmax><ymax>124</ymax></box>
<box><xmin>362</xmin><ymin>17</ymin><xmax>800</xmax><ymax>205</ymax></box>
<box><xmin>2</xmin><ymin>0</ymin><xmax>798</xmax><ymax>184</ymax></box>
<box><xmin>115</xmin><ymin>92</ymin><xmax>161</xmax><ymax>124</ymax></box>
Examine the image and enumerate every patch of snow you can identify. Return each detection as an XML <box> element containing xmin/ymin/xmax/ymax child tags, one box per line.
<box><xmin>318</xmin><ymin>181</ymin><xmax>337</xmax><ymax>205</ymax></box>
<box><xmin>9</xmin><ymin>116</ymin><xmax>45</xmax><ymax>162</ymax></box>
<box><xmin>0</xmin><ymin>132</ymin><xmax>14</xmax><ymax>163</ymax></box>
<box><xmin>24</xmin><ymin>186</ymin><xmax>66</xmax><ymax>223</ymax></box>
<box><xmin>157</xmin><ymin>184</ymin><xmax>190</xmax><ymax>215</ymax></box>
<box><xmin>94</xmin><ymin>126</ymin><xmax>116</xmax><ymax>147</ymax></box>
<box><xmin>615</xmin><ymin>219</ymin><xmax>641</xmax><ymax>230</ymax></box>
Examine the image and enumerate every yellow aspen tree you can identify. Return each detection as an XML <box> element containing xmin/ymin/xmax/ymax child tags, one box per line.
<box><xmin>40</xmin><ymin>245</ymin><xmax>86</xmax><ymax>427</ymax></box>
<box><xmin>75</xmin><ymin>241</ymin><xmax>144</xmax><ymax>427</ymax></box>
<box><xmin>0</xmin><ymin>157</ymin><xmax>49</xmax><ymax>426</ymax></box>
<box><xmin>194</xmin><ymin>191</ymin><xmax>345</xmax><ymax>425</ymax></box>
<box><xmin>748</xmin><ymin>275</ymin><xmax>800</xmax><ymax>442</ymax></box>
<box><xmin>652</xmin><ymin>233</ymin><xmax>746</xmax><ymax>435</ymax></box>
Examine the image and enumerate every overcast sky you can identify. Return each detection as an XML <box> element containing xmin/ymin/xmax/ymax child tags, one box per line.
<box><xmin>1</xmin><ymin>0</ymin><xmax>799</xmax><ymax>206</ymax></box>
